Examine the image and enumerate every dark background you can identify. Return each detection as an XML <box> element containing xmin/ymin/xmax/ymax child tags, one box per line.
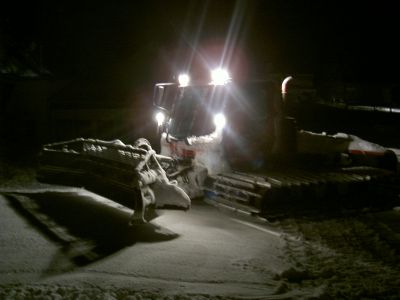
<box><xmin>1</xmin><ymin>0</ymin><xmax>399</xmax><ymax>148</ymax></box>
<box><xmin>3</xmin><ymin>0</ymin><xmax>399</xmax><ymax>81</ymax></box>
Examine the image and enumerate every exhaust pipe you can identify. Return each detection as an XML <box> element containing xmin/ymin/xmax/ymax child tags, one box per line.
<box><xmin>281</xmin><ymin>76</ymin><xmax>293</xmax><ymax>103</ymax></box>
<box><xmin>273</xmin><ymin>76</ymin><xmax>297</xmax><ymax>154</ymax></box>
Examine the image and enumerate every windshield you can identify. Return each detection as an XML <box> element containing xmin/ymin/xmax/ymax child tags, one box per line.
<box><xmin>168</xmin><ymin>85</ymin><xmax>226</xmax><ymax>139</ymax></box>
<box><xmin>166</xmin><ymin>81</ymin><xmax>278</xmax><ymax>140</ymax></box>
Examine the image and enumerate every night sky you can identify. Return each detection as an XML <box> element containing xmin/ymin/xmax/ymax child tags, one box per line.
<box><xmin>1</xmin><ymin>1</ymin><xmax>399</xmax><ymax>86</ymax></box>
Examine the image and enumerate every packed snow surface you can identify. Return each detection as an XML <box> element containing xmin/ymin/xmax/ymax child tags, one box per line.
<box><xmin>1</xmin><ymin>158</ymin><xmax>400</xmax><ymax>299</ymax></box>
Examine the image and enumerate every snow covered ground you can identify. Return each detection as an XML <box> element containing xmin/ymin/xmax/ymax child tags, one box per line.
<box><xmin>1</xmin><ymin>155</ymin><xmax>400</xmax><ymax>299</ymax></box>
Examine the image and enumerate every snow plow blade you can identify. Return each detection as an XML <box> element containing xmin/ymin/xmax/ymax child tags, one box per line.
<box><xmin>37</xmin><ymin>138</ymin><xmax>190</xmax><ymax>224</ymax></box>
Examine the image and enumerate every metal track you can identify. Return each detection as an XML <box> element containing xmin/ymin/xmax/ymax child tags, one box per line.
<box><xmin>204</xmin><ymin>166</ymin><xmax>398</xmax><ymax>217</ymax></box>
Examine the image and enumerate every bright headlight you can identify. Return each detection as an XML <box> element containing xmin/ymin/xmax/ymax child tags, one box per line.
<box><xmin>178</xmin><ymin>74</ymin><xmax>190</xmax><ymax>87</ymax></box>
<box><xmin>211</xmin><ymin>68</ymin><xmax>230</xmax><ymax>85</ymax></box>
<box><xmin>213</xmin><ymin>113</ymin><xmax>226</xmax><ymax>130</ymax></box>
<box><xmin>155</xmin><ymin>112</ymin><xmax>165</xmax><ymax>126</ymax></box>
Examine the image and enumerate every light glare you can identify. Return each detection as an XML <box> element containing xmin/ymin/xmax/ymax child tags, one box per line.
<box><xmin>155</xmin><ymin>112</ymin><xmax>165</xmax><ymax>126</ymax></box>
<box><xmin>211</xmin><ymin>68</ymin><xmax>230</xmax><ymax>85</ymax></box>
<box><xmin>178</xmin><ymin>74</ymin><xmax>190</xmax><ymax>87</ymax></box>
<box><xmin>213</xmin><ymin>113</ymin><xmax>226</xmax><ymax>130</ymax></box>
